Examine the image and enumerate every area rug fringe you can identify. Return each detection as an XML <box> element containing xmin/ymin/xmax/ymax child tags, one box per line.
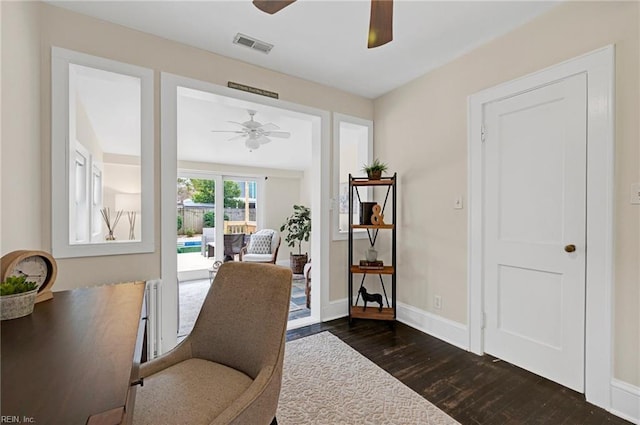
<box><xmin>278</xmin><ymin>332</ymin><xmax>459</xmax><ymax>425</ymax></box>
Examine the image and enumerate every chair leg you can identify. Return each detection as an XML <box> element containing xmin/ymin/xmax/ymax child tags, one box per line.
<box><xmin>305</xmin><ymin>276</ymin><xmax>311</xmax><ymax>309</ymax></box>
<box><xmin>270</xmin><ymin>418</ymin><xmax>278</xmax><ymax>425</ymax></box>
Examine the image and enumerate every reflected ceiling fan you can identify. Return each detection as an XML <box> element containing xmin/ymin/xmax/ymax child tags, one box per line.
<box><xmin>211</xmin><ymin>110</ymin><xmax>291</xmax><ymax>151</ymax></box>
<box><xmin>252</xmin><ymin>0</ymin><xmax>393</xmax><ymax>48</ymax></box>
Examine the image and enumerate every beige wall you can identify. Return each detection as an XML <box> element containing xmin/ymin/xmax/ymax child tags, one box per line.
<box><xmin>1</xmin><ymin>1</ymin><xmax>42</xmax><ymax>251</ymax></box>
<box><xmin>374</xmin><ymin>1</ymin><xmax>639</xmax><ymax>386</ymax></box>
<box><xmin>1</xmin><ymin>2</ymin><xmax>372</xmax><ymax>290</ymax></box>
<box><xmin>263</xmin><ymin>176</ymin><xmax>306</xmax><ymax>262</ymax></box>
<box><xmin>103</xmin><ymin>162</ymin><xmax>141</xmax><ymax>241</ymax></box>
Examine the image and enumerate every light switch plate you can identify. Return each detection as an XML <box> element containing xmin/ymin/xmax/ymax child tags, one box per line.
<box><xmin>631</xmin><ymin>183</ymin><xmax>640</xmax><ymax>205</ymax></box>
<box><xmin>454</xmin><ymin>197</ymin><xmax>463</xmax><ymax>209</ymax></box>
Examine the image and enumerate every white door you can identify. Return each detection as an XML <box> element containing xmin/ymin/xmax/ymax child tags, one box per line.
<box><xmin>483</xmin><ymin>73</ymin><xmax>587</xmax><ymax>392</ymax></box>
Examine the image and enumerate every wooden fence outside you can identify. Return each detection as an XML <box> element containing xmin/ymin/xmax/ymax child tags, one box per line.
<box><xmin>177</xmin><ymin>206</ymin><xmax>257</xmax><ymax>235</ymax></box>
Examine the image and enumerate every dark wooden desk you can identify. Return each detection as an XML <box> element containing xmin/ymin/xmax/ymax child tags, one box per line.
<box><xmin>1</xmin><ymin>282</ymin><xmax>146</xmax><ymax>425</ymax></box>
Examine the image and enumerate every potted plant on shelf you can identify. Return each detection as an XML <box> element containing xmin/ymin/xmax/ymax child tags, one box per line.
<box><xmin>280</xmin><ymin>204</ymin><xmax>311</xmax><ymax>274</ymax></box>
<box><xmin>1</xmin><ymin>275</ymin><xmax>38</xmax><ymax>320</ymax></box>
<box><xmin>362</xmin><ymin>158</ymin><xmax>388</xmax><ymax>180</ymax></box>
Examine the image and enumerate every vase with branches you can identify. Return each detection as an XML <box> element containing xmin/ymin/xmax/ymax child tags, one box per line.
<box><xmin>100</xmin><ymin>207</ymin><xmax>123</xmax><ymax>241</ymax></box>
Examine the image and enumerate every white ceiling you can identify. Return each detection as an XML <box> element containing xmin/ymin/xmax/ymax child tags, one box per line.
<box><xmin>74</xmin><ymin>65</ymin><xmax>314</xmax><ymax>170</ymax></box>
<box><xmin>62</xmin><ymin>0</ymin><xmax>560</xmax><ymax>171</ymax></box>
<box><xmin>49</xmin><ymin>0</ymin><xmax>560</xmax><ymax>99</ymax></box>
<box><xmin>72</xmin><ymin>63</ymin><xmax>141</xmax><ymax>156</ymax></box>
<box><xmin>177</xmin><ymin>87</ymin><xmax>314</xmax><ymax>170</ymax></box>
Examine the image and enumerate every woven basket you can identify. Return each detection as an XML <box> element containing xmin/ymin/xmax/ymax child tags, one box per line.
<box><xmin>1</xmin><ymin>289</ymin><xmax>37</xmax><ymax>320</ymax></box>
<box><xmin>290</xmin><ymin>253</ymin><xmax>308</xmax><ymax>275</ymax></box>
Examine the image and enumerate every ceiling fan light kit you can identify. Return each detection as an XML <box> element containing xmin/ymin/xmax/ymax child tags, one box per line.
<box><xmin>253</xmin><ymin>0</ymin><xmax>393</xmax><ymax>49</ymax></box>
<box><xmin>246</xmin><ymin>137</ymin><xmax>261</xmax><ymax>151</ymax></box>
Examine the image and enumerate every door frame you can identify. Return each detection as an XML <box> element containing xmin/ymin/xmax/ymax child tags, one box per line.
<box><xmin>468</xmin><ymin>46</ymin><xmax>615</xmax><ymax>409</ymax></box>
<box><xmin>161</xmin><ymin>73</ymin><xmax>330</xmax><ymax>353</ymax></box>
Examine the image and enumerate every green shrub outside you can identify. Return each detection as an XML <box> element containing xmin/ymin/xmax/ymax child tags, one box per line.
<box><xmin>203</xmin><ymin>211</ymin><xmax>214</xmax><ymax>227</ymax></box>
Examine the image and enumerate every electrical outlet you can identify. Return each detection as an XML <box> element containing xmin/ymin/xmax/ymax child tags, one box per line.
<box><xmin>434</xmin><ymin>295</ymin><xmax>442</xmax><ymax>310</ymax></box>
<box><xmin>631</xmin><ymin>183</ymin><xmax>640</xmax><ymax>205</ymax></box>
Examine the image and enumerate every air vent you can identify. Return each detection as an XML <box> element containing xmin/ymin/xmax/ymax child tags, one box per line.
<box><xmin>233</xmin><ymin>33</ymin><xmax>273</xmax><ymax>54</ymax></box>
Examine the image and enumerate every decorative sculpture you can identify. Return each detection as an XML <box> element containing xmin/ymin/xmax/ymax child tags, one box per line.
<box><xmin>371</xmin><ymin>204</ymin><xmax>385</xmax><ymax>225</ymax></box>
<box><xmin>359</xmin><ymin>286</ymin><xmax>383</xmax><ymax>312</ymax></box>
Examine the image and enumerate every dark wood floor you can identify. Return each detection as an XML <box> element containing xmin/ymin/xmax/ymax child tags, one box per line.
<box><xmin>287</xmin><ymin>318</ymin><xmax>631</xmax><ymax>425</ymax></box>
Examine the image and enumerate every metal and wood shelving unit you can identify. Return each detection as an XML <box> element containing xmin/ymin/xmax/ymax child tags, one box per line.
<box><xmin>348</xmin><ymin>173</ymin><xmax>397</xmax><ymax>324</ymax></box>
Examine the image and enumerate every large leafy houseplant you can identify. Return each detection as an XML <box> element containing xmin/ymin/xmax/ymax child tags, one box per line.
<box><xmin>280</xmin><ymin>205</ymin><xmax>311</xmax><ymax>273</ymax></box>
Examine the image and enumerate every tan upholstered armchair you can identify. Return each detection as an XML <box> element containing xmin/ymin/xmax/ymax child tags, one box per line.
<box><xmin>133</xmin><ymin>262</ymin><xmax>292</xmax><ymax>425</ymax></box>
<box><xmin>240</xmin><ymin>229</ymin><xmax>281</xmax><ymax>264</ymax></box>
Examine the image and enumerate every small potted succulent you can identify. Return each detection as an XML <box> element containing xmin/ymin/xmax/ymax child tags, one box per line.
<box><xmin>1</xmin><ymin>275</ymin><xmax>38</xmax><ymax>320</ymax></box>
<box><xmin>362</xmin><ymin>158</ymin><xmax>388</xmax><ymax>180</ymax></box>
<box><xmin>280</xmin><ymin>204</ymin><xmax>311</xmax><ymax>274</ymax></box>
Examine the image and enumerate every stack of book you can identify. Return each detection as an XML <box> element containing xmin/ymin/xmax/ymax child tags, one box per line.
<box><xmin>359</xmin><ymin>260</ymin><xmax>384</xmax><ymax>270</ymax></box>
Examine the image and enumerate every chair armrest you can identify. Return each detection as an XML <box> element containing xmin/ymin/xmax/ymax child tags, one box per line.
<box><xmin>139</xmin><ymin>339</ymin><xmax>193</xmax><ymax>378</ymax></box>
<box><xmin>269</xmin><ymin>245</ymin><xmax>279</xmax><ymax>264</ymax></box>
<box><xmin>239</xmin><ymin>246</ymin><xmax>248</xmax><ymax>261</ymax></box>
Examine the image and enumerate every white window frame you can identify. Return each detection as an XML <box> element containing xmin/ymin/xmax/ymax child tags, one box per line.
<box><xmin>51</xmin><ymin>47</ymin><xmax>154</xmax><ymax>258</ymax></box>
<box><xmin>332</xmin><ymin>113</ymin><xmax>373</xmax><ymax>241</ymax></box>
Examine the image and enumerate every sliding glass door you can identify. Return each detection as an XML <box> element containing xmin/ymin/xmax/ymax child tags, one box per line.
<box><xmin>176</xmin><ymin>173</ymin><xmax>260</xmax><ymax>272</ymax></box>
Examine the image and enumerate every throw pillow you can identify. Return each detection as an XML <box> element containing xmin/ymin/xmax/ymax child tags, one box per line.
<box><xmin>247</xmin><ymin>234</ymin><xmax>272</xmax><ymax>255</ymax></box>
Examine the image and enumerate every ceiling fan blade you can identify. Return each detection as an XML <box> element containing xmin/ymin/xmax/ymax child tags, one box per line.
<box><xmin>368</xmin><ymin>0</ymin><xmax>393</xmax><ymax>48</ymax></box>
<box><xmin>253</xmin><ymin>0</ymin><xmax>296</xmax><ymax>14</ymax></box>
<box><xmin>258</xmin><ymin>122</ymin><xmax>280</xmax><ymax>132</ymax></box>
<box><xmin>263</xmin><ymin>131</ymin><xmax>290</xmax><ymax>138</ymax></box>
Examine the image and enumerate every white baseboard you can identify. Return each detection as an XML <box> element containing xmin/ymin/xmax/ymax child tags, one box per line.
<box><xmin>320</xmin><ymin>298</ymin><xmax>469</xmax><ymax>350</ymax></box>
<box><xmin>610</xmin><ymin>379</ymin><xmax>640</xmax><ymax>424</ymax></box>
<box><xmin>177</xmin><ymin>269</ymin><xmax>209</xmax><ymax>282</ymax></box>
<box><xmin>397</xmin><ymin>302</ymin><xmax>469</xmax><ymax>350</ymax></box>
<box><xmin>322</xmin><ymin>298</ymin><xmax>348</xmax><ymax>322</ymax></box>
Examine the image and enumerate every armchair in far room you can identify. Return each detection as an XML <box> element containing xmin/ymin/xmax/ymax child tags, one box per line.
<box><xmin>240</xmin><ymin>229</ymin><xmax>281</xmax><ymax>264</ymax></box>
<box><xmin>223</xmin><ymin>233</ymin><xmax>246</xmax><ymax>262</ymax></box>
<box><xmin>201</xmin><ymin>227</ymin><xmax>215</xmax><ymax>258</ymax></box>
<box><xmin>303</xmin><ymin>260</ymin><xmax>312</xmax><ymax>309</ymax></box>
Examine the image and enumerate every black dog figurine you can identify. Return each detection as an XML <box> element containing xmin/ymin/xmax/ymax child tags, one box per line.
<box><xmin>359</xmin><ymin>286</ymin><xmax>383</xmax><ymax>312</ymax></box>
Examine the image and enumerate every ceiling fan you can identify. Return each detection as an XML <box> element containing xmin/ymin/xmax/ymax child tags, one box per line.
<box><xmin>211</xmin><ymin>110</ymin><xmax>291</xmax><ymax>151</ymax></box>
<box><xmin>252</xmin><ymin>0</ymin><xmax>393</xmax><ymax>49</ymax></box>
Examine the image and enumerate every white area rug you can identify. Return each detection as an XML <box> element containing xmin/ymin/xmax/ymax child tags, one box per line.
<box><xmin>278</xmin><ymin>332</ymin><xmax>460</xmax><ymax>425</ymax></box>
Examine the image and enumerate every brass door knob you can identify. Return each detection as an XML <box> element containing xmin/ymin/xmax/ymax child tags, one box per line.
<box><xmin>564</xmin><ymin>244</ymin><xmax>576</xmax><ymax>253</ymax></box>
